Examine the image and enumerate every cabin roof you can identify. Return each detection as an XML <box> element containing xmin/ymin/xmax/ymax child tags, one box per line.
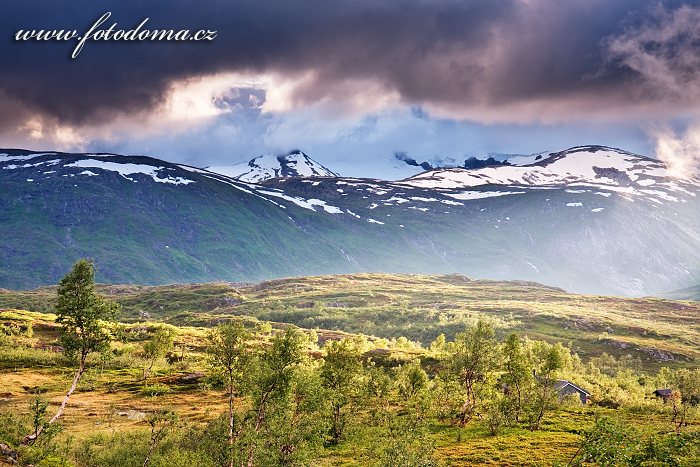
<box><xmin>553</xmin><ymin>379</ymin><xmax>590</xmax><ymax>395</ymax></box>
<box><xmin>654</xmin><ymin>388</ymin><xmax>673</xmax><ymax>396</ymax></box>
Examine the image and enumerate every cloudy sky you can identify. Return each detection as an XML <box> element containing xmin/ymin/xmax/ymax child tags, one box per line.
<box><xmin>2</xmin><ymin>0</ymin><xmax>700</xmax><ymax>178</ymax></box>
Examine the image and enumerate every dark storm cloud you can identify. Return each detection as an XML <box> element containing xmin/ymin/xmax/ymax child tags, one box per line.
<box><xmin>1</xmin><ymin>0</ymin><xmax>699</xmax><ymax>129</ymax></box>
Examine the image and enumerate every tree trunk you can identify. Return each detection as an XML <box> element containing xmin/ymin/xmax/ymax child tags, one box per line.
<box><xmin>143</xmin><ymin>420</ymin><xmax>168</xmax><ymax>467</ymax></box>
<box><xmin>530</xmin><ymin>380</ymin><xmax>549</xmax><ymax>431</ymax></box>
<box><xmin>332</xmin><ymin>404</ymin><xmax>342</xmax><ymax>443</ymax></box>
<box><xmin>459</xmin><ymin>376</ymin><xmax>476</xmax><ymax>427</ymax></box>
<box><xmin>22</xmin><ymin>360</ymin><xmax>85</xmax><ymax>444</ymax></box>
<box><xmin>246</xmin><ymin>390</ymin><xmax>271</xmax><ymax>467</ymax></box>
<box><xmin>228</xmin><ymin>378</ymin><xmax>234</xmax><ymax>467</ymax></box>
<box><xmin>142</xmin><ymin>443</ymin><xmax>155</xmax><ymax>467</ymax></box>
<box><xmin>143</xmin><ymin>360</ymin><xmax>154</xmax><ymax>381</ymax></box>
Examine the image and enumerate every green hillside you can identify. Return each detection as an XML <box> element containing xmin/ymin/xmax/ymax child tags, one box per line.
<box><xmin>2</xmin><ymin>265</ymin><xmax>700</xmax><ymax>466</ymax></box>
<box><xmin>3</xmin><ymin>149</ymin><xmax>700</xmax><ymax>296</ymax></box>
<box><xmin>3</xmin><ymin>273</ymin><xmax>699</xmax><ymax>370</ymax></box>
<box><xmin>663</xmin><ymin>284</ymin><xmax>700</xmax><ymax>301</ymax></box>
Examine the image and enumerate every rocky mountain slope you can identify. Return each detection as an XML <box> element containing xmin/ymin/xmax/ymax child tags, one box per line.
<box><xmin>1</xmin><ymin>146</ymin><xmax>698</xmax><ymax>295</ymax></box>
<box><xmin>206</xmin><ymin>150</ymin><xmax>338</xmax><ymax>182</ymax></box>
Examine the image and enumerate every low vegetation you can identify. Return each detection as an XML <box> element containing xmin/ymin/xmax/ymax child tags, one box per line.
<box><xmin>2</xmin><ymin>273</ymin><xmax>698</xmax><ymax>371</ymax></box>
<box><xmin>0</xmin><ymin>263</ymin><xmax>699</xmax><ymax>466</ymax></box>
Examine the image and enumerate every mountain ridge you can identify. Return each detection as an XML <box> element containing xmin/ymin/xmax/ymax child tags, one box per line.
<box><xmin>1</xmin><ymin>145</ymin><xmax>698</xmax><ymax>295</ymax></box>
<box><xmin>206</xmin><ymin>150</ymin><xmax>338</xmax><ymax>182</ymax></box>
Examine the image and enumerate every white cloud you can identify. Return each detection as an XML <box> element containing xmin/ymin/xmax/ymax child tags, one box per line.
<box><xmin>605</xmin><ymin>5</ymin><xmax>700</xmax><ymax>101</ymax></box>
<box><xmin>651</xmin><ymin>124</ymin><xmax>700</xmax><ymax>179</ymax></box>
<box><xmin>15</xmin><ymin>117</ymin><xmax>87</xmax><ymax>151</ymax></box>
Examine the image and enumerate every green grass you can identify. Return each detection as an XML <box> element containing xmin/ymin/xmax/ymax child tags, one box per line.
<box><xmin>1</xmin><ymin>306</ymin><xmax>698</xmax><ymax>466</ymax></box>
<box><xmin>2</xmin><ymin>273</ymin><xmax>698</xmax><ymax>370</ymax></box>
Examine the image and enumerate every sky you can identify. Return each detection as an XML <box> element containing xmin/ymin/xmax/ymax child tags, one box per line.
<box><xmin>2</xmin><ymin>0</ymin><xmax>700</xmax><ymax>178</ymax></box>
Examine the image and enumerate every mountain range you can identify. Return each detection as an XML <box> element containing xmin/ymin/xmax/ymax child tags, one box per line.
<box><xmin>1</xmin><ymin>145</ymin><xmax>698</xmax><ymax>297</ymax></box>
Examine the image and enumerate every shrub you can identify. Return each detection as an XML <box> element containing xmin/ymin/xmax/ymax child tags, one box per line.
<box><xmin>150</xmin><ymin>448</ymin><xmax>217</xmax><ymax>467</ymax></box>
<box><xmin>0</xmin><ymin>346</ymin><xmax>65</xmax><ymax>368</ymax></box>
<box><xmin>71</xmin><ymin>431</ymin><xmax>149</xmax><ymax>467</ymax></box>
<box><xmin>571</xmin><ymin>417</ymin><xmax>700</xmax><ymax>466</ymax></box>
<box><xmin>595</xmin><ymin>397</ymin><xmax>621</xmax><ymax>409</ymax></box>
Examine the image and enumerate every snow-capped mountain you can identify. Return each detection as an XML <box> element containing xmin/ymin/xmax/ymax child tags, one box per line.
<box><xmin>393</xmin><ymin>150</ymin><xmax>552</xmax><ymax>174</ymax></box>
<box><xmin>207</xmin><ymin>150</ymin><xmax>338</xmax><ymax>182</ymax></box>
<box><xmin>399</xmin><ymin>145</ymin><xmax>699</xmax><ymax>206</ymax></box>
<box><xmin>403</xmin><ymin>146</ymin><xmax>683</xmax><ymax>189</ymax></box>
<box><xmin>1</xmin><ymin>146</ymin><xmax>698</xmax><ymax>296</ymax></box>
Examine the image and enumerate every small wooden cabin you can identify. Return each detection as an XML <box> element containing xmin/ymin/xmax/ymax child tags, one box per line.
<box><xmin>653</xmin><ymin>388</ymin><xmax>673</xmax><ymax>402</ymax></box>
<box><xmin>553</xmin><ymin>380</ymin><xmax>590</xmax><ymax>405</ymax></box>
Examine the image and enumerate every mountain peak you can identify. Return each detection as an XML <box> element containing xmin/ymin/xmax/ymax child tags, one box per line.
<box><xmin>391</xmin><ymin>145</ymin><xmax>642</xmax><ymax>175</ymax></box>
<box><xmin>1</xmin><ymin>146</ymin><xmax>698</xmax><ymax>296</ymax></box>
<box><xmin>400</xmin><ymin>145</ymin><xmax>672</xmax><ymax>189</ymax></box>
<box><xmin>207</xmin><ymin>151</ymin><xmax>338</xmax><ymax>183</ymax></box>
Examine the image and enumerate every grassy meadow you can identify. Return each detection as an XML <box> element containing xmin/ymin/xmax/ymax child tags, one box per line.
<box><xmin>1</xmin><ymin>273</ymin><xmax>699</xmax><ymax>466</ymax></box>
<box><xmin>3</xmin><ymin>273</ymin><xmax>698</xmax><ymax>369</ymax></box>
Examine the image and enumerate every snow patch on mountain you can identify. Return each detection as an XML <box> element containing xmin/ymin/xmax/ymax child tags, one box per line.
<box><xmin>3</xmin><ymin>159</ymin><xmax>60</xmax><ymax>170</ymax></box>
<box><xmin>444</xmin><ymin>190</ymin><xmax>527</xmax><ymax>200</ymax></box>
<box><xmin>1</xmin><ymin>152</ymin><xmax>56</xmax><ymax>162</ymax></box>
<box><xmin>401</xmin><ymin>146</ymin><xmax>698</xmax><ymax>204</ymax></box>
<box><xmin>65</xmin><ymin>159</ymin><xmax>195</xmax><ymax>185</ymax></box>
<box><xmin>256</xmin><ymin>189</ymin><xmax>346</xmax><ymax>215</ymax></box>
<box><xmin>505</xmin><ymin>151</ymin><xmax>555</xmax><ymax>166</ymax></box>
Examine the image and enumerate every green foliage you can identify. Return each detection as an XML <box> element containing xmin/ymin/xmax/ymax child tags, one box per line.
<box><xmin>663</xmin><ymin>368</ymin><xmax>700</xmax><ymax>433</ymax></box>
<box><xmin>449</xmin><ymin>318</ymin><xmax>500</xmax><ymax>426</ymax></box>
<box><xmin>143</xmin><ymin>410</ymin><xmax>179</xmax><ymax>467</ymax></box>
<box><xmin>369</xmin><ymin>411</ymin><xmax>438</xmax><ymax>467</ymax></box>
<box><xmin>0</xmin><ymin>345</ymin><xmax>65</xmax><ymax>369</ymax></box>
<box><xmin>572</xmin><ymin>417</ymin><xmax>700</xmax><ymax>467</ymax></box>
<box><xmin>29</xmin><ymin>398</ymin><xmax>49</xmax><ymax>439</ymax></box>
<box><xmin>394</xmin><ymin>360</ymin><xmax>429</xmax><ymax>401</ymax></box>
<box><xmin>0</xmin><ymin>409</ymin><xmax>63</xmax><ymax>466</ymax></box>
<box><xmin>499</xmin><ymin>332</ymin><xmax>532</xmax><ymax>424</ymax></box>
<box><xmin>525</xmin><ymin>341</ymin><xmax>567</xmax><ymax>431</ymax></box>
<box><xmin>142</xmin><ymin>325</ymin><xmax>176</xmax><ymax>379</ymax></box>
<box><xmin>668</xmin><ymin>368</ymin><xmax>700</xmax><ymax>405</ymax></box>
<box><xmin>4</xmin><ymin>273</ymin><xmax>700</xmax><ymax>370</ymax></box>
<box><xmin>2</xmin><ymin>280</ymin><xmax>700</xmax><ymax>466</ymax></box>
<box><xmin>0</xmin><ymin>412</ymin><xmax>27</xmax><ymax>446</ymax></box>
<box><xmin>71</xmin><ymin>431</ymin><xmax>151</xmax><ymax>467</ymax></box>
<box><xmin>481</xmin><ymin>388</ymin><xmax>508</xmax><ymax>436</ymax></box>
<box><xmin>206</xmin><ymin>321</ymin><xmax>251</xmax><ymax>466</ymax></box>
<box><xmin>205</xmin><ymin>327</ymin><xmax>327</xmax><ymax>466</ymax></box>
<box><xmin>148</xmin><ymin>449</ymin><xmax>216</xmax><ymax>467</ymax></box>
<box><xmin>430</xmin><ymin>374</ymin><xmax>466</xmax><ymax>423</ymax></box>
<box><xmin>321</xmin><ymin>338</ymin><xmax>365</xmax><ymax>444</ymax></box>
<box><xmin>0</xmin><ymin>317</ymin><xmax>33</xmax><ymax>338</ymax></box>
<box><xmin>253</xmin><ymin>364</ymin><xmax>328</xmax><ymax>466</ymax></box>
<box><xmin>207</xmin><ymin>322</ymin><xmax>251</xmax><ymax>392</ymax></box>
<box><xmin>55</xmin><ymin>259</ymin><xmax>119</xmax><ymax>363</ymax></box>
